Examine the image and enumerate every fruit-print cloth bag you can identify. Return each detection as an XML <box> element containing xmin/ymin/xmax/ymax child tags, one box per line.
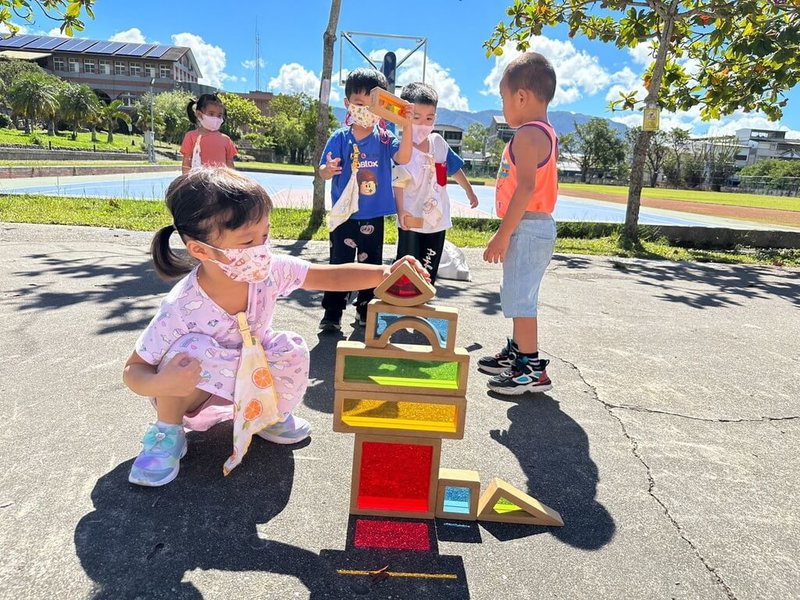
<box><xmin>222</xmin><ymin>312</ymin><xmax>281</xmax><ymax>475</ymax></box>
<box><xmin>327</xmin><ymin>143</ymin><xmax>361</xmax><ymax>232</ymax></box>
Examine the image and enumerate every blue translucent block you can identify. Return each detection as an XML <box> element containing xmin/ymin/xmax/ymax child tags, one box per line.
<box><xmin>443</xmin><ymin>486</ymin><xmax>471</xmax><ymax>514</ymax></box>
<box><xmin>376</xmin><ymin>313</ymin><xmax>450</xmax><ymax>347</ymax></box>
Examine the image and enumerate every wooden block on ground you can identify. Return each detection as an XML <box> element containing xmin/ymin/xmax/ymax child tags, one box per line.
<box><xmin>335</xmin><ymin>340</ymin><xmax>469</xmax><ymax>397</ymax></box>
<box><xmin>476</xmin><ymin>478</ymin><xmax>563</xmax><ymax>526</ymax></box>
<box><xmin>350</xmin><ymin>433</ymin><xmax>442</xmax><ymax>519</ymax></box>
<box><xmin>333</xmin><ymin>390</ymin><xmax>466</xmax><ymax>439</ymax></box>
<box><xmin>364</xmin><ymin>300</ymin><xmax>458</xmax><ymax>352</ymax></box>
<box><xmin>436</xmin><ymin>468</ymin><xmax>480</xmax><ymax>521</ymax></box>
<box><xmin>373</xmin><ymin>260</ymin><xmax>436</xmax><ymax>307</ymax></box>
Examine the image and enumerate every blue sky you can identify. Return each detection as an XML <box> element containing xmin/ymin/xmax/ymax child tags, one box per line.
<box><xmin>15</xmin><ymin>0</ymin><xmax>800</xmax><ymax>136</ymax></box>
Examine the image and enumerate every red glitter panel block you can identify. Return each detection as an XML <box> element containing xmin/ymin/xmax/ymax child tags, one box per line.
<box><xmin>353</xmin><ymin>519</ymin><xmax>432</xmax><ymax>552</ymax></box>
<box><xmin>386</xmin><ymin>275</ymin><xmax>422</xmax><ymax>298</ymax></box>
<box><xmin>358</xmin><ymin>441</ymin><xmax>432</xmax><ymax>513</ymax></box>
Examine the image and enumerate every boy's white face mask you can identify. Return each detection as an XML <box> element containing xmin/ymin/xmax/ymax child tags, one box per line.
<box><xmin>412</xmin><ymin>124</ymin><xmax>434</xmax><ymax>145</ymax></box>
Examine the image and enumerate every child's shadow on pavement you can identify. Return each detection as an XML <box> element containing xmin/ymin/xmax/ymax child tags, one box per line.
<box><xmin>74</xmin><ymin>423</ymin><xmax>347</xmax><ymax>599</ymax></box>
<box><xmin>485</xmin><ymin>394</ymin><xmax>616</xmax><ymax>550</ymax></box>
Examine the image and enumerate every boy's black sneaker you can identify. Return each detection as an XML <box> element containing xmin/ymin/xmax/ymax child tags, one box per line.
<box><xmin>319</xmin><ymin>310</ymin><xmax>342</xmax><ymax>332</ymax></box>
<box><xmin>477</xmin><ymin>338</ymin><xmax>519</xmax><ymax>375</ymax></box>
<box><xmin>488</xmin><ymin>356</ymin><xmax>553</xmax><ymax>395</ymax></box>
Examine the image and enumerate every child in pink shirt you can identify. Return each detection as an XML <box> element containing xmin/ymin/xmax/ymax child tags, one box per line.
<box><xmin>180</xmin><ymin>93</ymin><xmax>237</xmax><ymax>173</ymax></box>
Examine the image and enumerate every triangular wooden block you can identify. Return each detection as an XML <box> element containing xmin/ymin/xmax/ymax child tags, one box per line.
<box><xmin>373</xmin><ymin>261</ymin><xmax>435</xmax><ymax>307</ymax></box>
<box><xmin>477</xmin><ymin>478</ymin><xmax>563</xmax><ymax>526</ymax></box>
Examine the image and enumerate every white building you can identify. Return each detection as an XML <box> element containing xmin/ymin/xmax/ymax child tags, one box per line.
<box><xmin>734</xmin><ymin>128</ymin><xmax>800</xmax><ymax>168</ymax></box>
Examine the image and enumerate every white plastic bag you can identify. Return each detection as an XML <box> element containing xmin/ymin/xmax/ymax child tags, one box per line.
<box><xmin>437</xmin><ymin>240</ymin><xmax>471</xmax><ymax>281</ymax></box>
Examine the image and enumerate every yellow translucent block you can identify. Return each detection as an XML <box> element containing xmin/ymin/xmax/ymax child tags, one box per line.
<box><xmin>492</xmin><ymin>497</ymin><xmax>525</xmax><ymax>515</ymax></box>
<box><xmin>342</xmin><ymin>398</ymin><xmax>458</xmax><ymax>434</ymax></box>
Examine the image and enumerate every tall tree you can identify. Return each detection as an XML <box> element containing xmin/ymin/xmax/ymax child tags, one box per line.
<box><xmin>626</xmin><ymin>126</ymin><xmax>669</xmax><ymax>187</ymax></box>
<box><xmin>486</xmin><ymin>1</ymin><xmax>800</xmax><ymax>244</ymax></box>
<box><xmin>564</xmin><ymin>118</ymin><xmax>627</xmax><ymax>182</ymax></box>
<box><xmin>219</xmin><ymin>92</ymin><xmax>265</xmax><ymax>141</ymax></box>
<box><xmin>6</xmin><ymin>73</ymin><xmax>59</xmax><ymax>134</ymax></box>
<box><xmin>0</xmin><ymin>0</ymin><xmax>94</xmax><ymax>36</ymax></box>
<box><xmin>463</xmin><ymin>123</ymin><xmax>490</xmax><ymax>156</ymax></box>
<box><xmin>96</xmin><ymin>99</ymin><xmax>131</xmax><ymax>143</ymax></box>
<box><xmin>311</xmin><ymin>0</ymin><xmax>342</xmax><ymax>227</ymax></box>
<box><xmin>59</xmin><ymin>83</ymin><xmax>100</xmax><ymax>140</ymax></box>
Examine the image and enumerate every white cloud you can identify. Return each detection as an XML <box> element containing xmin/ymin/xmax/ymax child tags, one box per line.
<box><xmin>366</xmin><ymin>49</ymin><xmax>469</xmax><ymax>111</ymax></box>
<box><xmin>268</xmin><ymin>63</ymin><xmax>340</xmax><ymax>102</ymax></box>
<box><xmin>481</xmin><ymin>38</ymin><xmax>624</xmax><ymax>108</ymax></box>
<box><xmin>605</xmin><ymin>67</ymin><xmax>646</xmax><ymax>103</ymax></box>
<box><xmin>109</xmin><ymin>27</ymin><xmax>146</xmax><ymax>44</ymax></box>
<box><xmin>611</xmin><ymin>106</ymin><xmax>800</xmax><ymax>139</ymax></box>
<box><xmin>629</xmin><ymin>41</ymin><xmax>655</xmax><ymax>66</ymax></box>
<box><xmin>47</xmin><ymin>27</ymin><xmax>68</xmax><ymax>37</ymax></box>
<box><xmin>242</xmin><ymin>58</ymin><xmax>266</xmax><ymax>70</ymax></box>
<box><xmin>0</xmin><ymin>22</ymin><xmax>29</xmax><ymax>35</ymax></box>
<box><xmin>171</xmin><ymin>32</ymin><xmax>232</xmax><ymax>89</ymax></box>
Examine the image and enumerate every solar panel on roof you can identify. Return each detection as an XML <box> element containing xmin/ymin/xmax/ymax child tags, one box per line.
<box><xmin>117</xmin><ymin>43</ymin><xmax>142</xmax><ymax>56</ymax></box>
<box><xmin>128</xmin><ymin>44</ymin><xmax>156</xmax><ymax>57</ymax></box>
<box><xmin>70</xmin><ymin>39</ymin><xmax>97</xmax><ymax>52</ymax></box>
<box><xmin>95</xmin><ymin>41</ymin><xmax>125</xmax><ymax>55</ymax></box>
<box><xmin>88</xmin><ymin>40</ymin><xmax>112</xmax><ymax>53</ymax></box>
<box><xmin>25</xmin><ymin>36</ymin><xmax>65</xmax><ymax>50</ymax></box>
<box><xmin>57</xmin><ymin>38</ymin><xmax>85</xmax><ymax>51</ymax></box>
<box><xmin>146</xmin><ymin>44</ymin><xmax>172</xmax><ymax>59</ymax></box>
<box><xmin>0</xmin><ymin>34</ymin><xmax>40</xmax><ymax>48</ymax></box>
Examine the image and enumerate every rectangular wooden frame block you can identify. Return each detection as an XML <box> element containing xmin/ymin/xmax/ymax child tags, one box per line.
<box><xmin>365</xmin><ymin>300</ymin><xmax>459</xmax><ymax>353</ymax></box>
<box><xmin>335</xmin><ymin>341</ymin><xmax>469</xmax><ymax>397</ymax></box>
<box><xmin>350</xmin><ymin>433</ymin><xmax>442</xmax><ymax>519</ymax></box>
<box><xmin>436</xmin><ymin>468</ymin><xmax>481</xmax><ymax>521</ymax></box>
<box><xmin>333</xmin><ymin>390</ymin><xmax>466</xmax><ymax>439</ymax></box>
<box><xmin>369</xmin><ymin>86</ymin><xmax>411</xmax><ymax>126</ymax></box>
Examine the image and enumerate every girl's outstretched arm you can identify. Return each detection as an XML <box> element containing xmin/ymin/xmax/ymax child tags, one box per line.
<box><xmin>302</xmin><ymin>256</ymin><xmax>429</xmax><ymax>292</ymax></box>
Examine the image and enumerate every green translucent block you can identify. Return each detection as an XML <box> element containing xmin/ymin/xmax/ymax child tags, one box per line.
<box><xmin>343</xmin><ymin>355</ymin><xmax>460</xmax><ymax>390</ymax></box>
<box><xmin>492</xmin><ymin>497</ymin><xmax>526</xmax><ymax>515</ymax></box>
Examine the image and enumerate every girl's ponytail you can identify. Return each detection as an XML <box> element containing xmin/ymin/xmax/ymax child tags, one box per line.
<box><xmin>150</xmin><ymin>224</ymin><xmax>194</xmax><ymax>280</ymax></box>
<box><xmin>186</xmin><ymin>100</ymin><xmax>198</xmax><ymax>125</ymax></box>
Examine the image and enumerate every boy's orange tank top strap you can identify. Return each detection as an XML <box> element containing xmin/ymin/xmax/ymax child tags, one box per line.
<box><xmin>495</xmin><ymin>120</ymin><xmax>559</xmax><ymax>218</ymax></box>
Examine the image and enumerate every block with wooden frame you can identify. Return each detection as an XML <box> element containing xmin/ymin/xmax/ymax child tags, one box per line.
<box><xmin>333</xmin><ymin>390</ymin><xmax>466</xmax><ymax>440</ymax></box>
<box><xmin>373</xmin><ymin>260</ymin><xmax>436</xmax><ymax>307</ymax></box>
<box><xmin>400</xmin><ymin>215</ymin><xmax>424</xmax><ymax>230</ymax></box>
<box><xmin>364</xmin><ymin>300</ymin><xmax>459</xmax><ymax>353</ymax></box>
<box><xmin>476</xmin><ymin>478</ymin><xmax>564</xmax><ymax>526</ymax></box>
<box><xmin>350</xmin><ymin>433</ymin><xmax>442</xmax><ymax>519</ymax></box>
<box><xmin>436</xmin><ymin>468</ymin><xmax>481</xmax><ymax>521</ymax></box>
<box><xmin>369</xmin><ymin>86</ymin><xmax>411</xmax><ymax>126</ymax></box>
<box><xmin>335</xmin><ymin>340</ymin><xmax>469</xmax><ymax>397</ymax></box>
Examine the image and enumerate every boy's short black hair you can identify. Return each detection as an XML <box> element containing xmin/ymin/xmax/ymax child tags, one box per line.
<box><xmin>345</xmin><ymin>68</ymin><xmax>388</xmax><ymax>98</ymax></box>
<box><xmin>400</xmin><ymin>81</ymin><xmax>438</xmax><ymax>107</ymax></box>
<box><xmin>503</xmin><ymin>52</ymin><xmax>556</xmax><ymax>104</ymax></box>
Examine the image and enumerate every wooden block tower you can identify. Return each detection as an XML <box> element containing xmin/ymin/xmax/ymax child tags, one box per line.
<box><xmin>333</xmin><ymin>263</ymin><xmax>563</xmax><ymax>527</ymax></box>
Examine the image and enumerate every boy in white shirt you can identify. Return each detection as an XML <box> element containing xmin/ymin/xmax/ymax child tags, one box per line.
<box><xmin>393</xmin><ymin>82</ymin><xmax>479</xmax><ymax>284</ymax></box>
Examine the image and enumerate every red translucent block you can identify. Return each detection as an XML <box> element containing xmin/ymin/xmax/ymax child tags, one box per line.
<box><xmin>357</xmin><ymin>441</ymin><xmax>433</xmax><ymax>513</ymax></box>
<box><xmin>386</xmin><ymin>275</ymin><xmax>423</xmax><ymax>299</ymax></box>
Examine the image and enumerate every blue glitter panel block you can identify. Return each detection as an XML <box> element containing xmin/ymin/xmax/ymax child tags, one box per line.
<box><xmin>443</xmin><ymin>486</ymin><xmax>471</xmax><ymax>514</ymax></box>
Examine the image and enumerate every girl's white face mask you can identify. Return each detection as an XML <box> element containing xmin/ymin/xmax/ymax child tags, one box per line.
<box><xmin>200</xmin><ymin>239</ymin><xmax>272</xmax><ymax>283</ymax></box>
<box><xmin>199</xmin><ymin>114</ymin><xmax>224</xmax><ymax>132</ymax></box>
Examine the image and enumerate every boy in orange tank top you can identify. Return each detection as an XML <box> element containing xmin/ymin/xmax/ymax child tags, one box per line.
<box><xmin>478</xmin><ymin>52</ymin><xmax>558</xmax><ymax>395</ymax></box>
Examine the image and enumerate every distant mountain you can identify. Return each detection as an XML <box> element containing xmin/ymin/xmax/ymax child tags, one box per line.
<box><xmin>332</xmin><ymin>106</ymin><xmax>627</xmax><ymax>137</ymax></box>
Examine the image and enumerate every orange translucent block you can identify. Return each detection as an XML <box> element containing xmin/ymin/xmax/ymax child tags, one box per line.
<box><xmin>369</xmin><ymin>86</ymin><xmax>411</xmax><ymax>125</ymax></box>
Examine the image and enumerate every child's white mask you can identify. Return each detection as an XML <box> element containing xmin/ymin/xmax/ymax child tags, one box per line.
<box><xmin>412</xmin><ymin>124</ymin><xmax>434</xmax><ymax>145</ymax></box>
<box><xmin>200</xmin><ymin>239</ymin><xmax>272</xmax><ymax>283</ymax></box>
<box><xmin>199</xmin><ymin>114</ymin><xmax>224</xmax><ymax>132</ymax></box>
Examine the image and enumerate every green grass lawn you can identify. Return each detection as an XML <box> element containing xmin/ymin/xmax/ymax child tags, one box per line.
<box><xmin>0</xmin><ymin>127</ymin><xmax>144</xmax><ymax>151</ymax></box>
<box><xmin>238</xmin><ymin>161</ymin><xmax>315</xmax><ymax>174</ymax></box>
<box><xmin>560</xmin><ymin>182</ymin><xmax>800</xmax><ymax>212</ymax></box>
<box><xmin>1</xmin><ymin>194</ymin><xmax>797</xmax><ymax>267</ymax></box>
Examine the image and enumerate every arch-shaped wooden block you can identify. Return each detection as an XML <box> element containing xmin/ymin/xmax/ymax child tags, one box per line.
<box><xmin>364</xmin><ymin>300</ymin><xmax>459</xmax><ymax>352</ymax></box>
<box><xmin>367</xmin><ymin>315</ymin><xmax>446</xmax><ymax>354</ymax></box>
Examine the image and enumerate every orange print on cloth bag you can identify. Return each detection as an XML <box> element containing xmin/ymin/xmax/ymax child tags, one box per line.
<box><xmin>222</xmin><ymin>312</ymin><xmax>281</xmax><ymax>475</ymax></box>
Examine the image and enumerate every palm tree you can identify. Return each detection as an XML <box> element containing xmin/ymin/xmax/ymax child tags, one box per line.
<box><xmin>96</xmin><ymin>99</ymin><xmax>131</xmax><ymax>144</ymax></box>
<box><xmin>59</xmin><ymin>84</ymin><xmax>100</xmax><ymax>140</ymax></box>
<box><xmin>6</xmin><ymin>73</ymin><xmax>59</xmax><ymax>134</ymax></box>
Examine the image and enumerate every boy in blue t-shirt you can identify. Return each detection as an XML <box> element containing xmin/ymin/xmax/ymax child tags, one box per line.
<box><xmin>318</xmin><ymin>68</ymin><xmax>413</xmax><ymax>331</ymax></box>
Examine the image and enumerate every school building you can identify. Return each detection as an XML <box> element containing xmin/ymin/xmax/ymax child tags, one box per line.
<box><xmin>0</xmin><ymin>34</ymin><xmax>215</xmax><ymax>108</ymax></box>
